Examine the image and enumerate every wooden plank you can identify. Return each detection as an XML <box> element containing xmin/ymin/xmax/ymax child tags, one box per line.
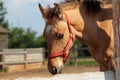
<box><xmin>16</xmin><ymin>71</ymin><xmax>115</xmax><ymax>80</ymax></box>
<box><xmin>26</xmin><ymin>48</ymin><xmax>45</xmax><ymax>61</ymax></box>
<box><xmin>4</xmin><ymin>61</ymin><xmax>25</xmax><ymax>65</ymax></box>
<box><xmin>26</xmin><ymin>62</ymin><xmax>43</xmax><ymax>70</ymax></box>
<box><xmin>7</xmin><ymin>63</ymin><xmax>43</xmax><ymax>73</ymax></box>
<box><xmin>26</xmin><ymin>48</ymin><xmax>45</xmax><ymax>53</ymax></box>
<box><xmin>27</xmin><ymin>53</ymin><xmax>44</xmax><ymax>61</ymax></box>
<box><xmin>4</xmin><ymin>55</ymin><xmax>24</xmax><ymax>62</ymax></box>
<box><xmin>112</xmin><ymin>0</ymin><xmax>120</xmax><ymax>80</ymax></box>
<box><xmin>7</xmin><ymin>64</ymin><xmax>25</xmax><ymax>73</ymax></box>
<box><xmin>3</xmin><ymin>49</ymin><xmax>24</xmax><ymax>52</ymax></box>
<box><xmin>2</xmin><ymin>51</ymin><xmax>27</xmax><ymax>55</ymax></box>
<box><xmin>26</xmin><ymin>60</ymin><xmax>43</xmax><ymax>63</ymax></box>
<box><xmin>4</xmin><ymin>60</ymin><xmax>43</xmax><ymax>65</ymax></box>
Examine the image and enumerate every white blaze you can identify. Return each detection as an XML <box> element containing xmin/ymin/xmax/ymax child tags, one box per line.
<box><xmin>46</xmin><ymin>25</ymin><xmax>53</xmax><ymax>33</ymax></box>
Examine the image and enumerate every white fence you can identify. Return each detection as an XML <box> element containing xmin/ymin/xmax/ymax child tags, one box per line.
<box><xmin>16</xmin><ymin>71</ymin><xmax>115</xmax><ymax>80</ymax></box>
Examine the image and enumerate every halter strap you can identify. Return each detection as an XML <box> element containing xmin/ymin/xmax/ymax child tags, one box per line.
<box><xmin>48</xmin><ymin>12</ymin><xmax>74</xmax><ymax>62</ymax></box>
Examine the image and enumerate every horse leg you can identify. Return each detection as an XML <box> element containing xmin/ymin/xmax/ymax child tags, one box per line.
<box><xmin>100</xmin><ymin>64</ymin><xmax>108</xmax><ymax>71</ymax></box>
<box><xmin>108</xmin><ymin>56</ymin><xmax>115</xmax><ymax>70</ymax></box>
<box><xmin>100</xmin><ymin>56</ymin><xmax>115</xmax><ymax>71</ymax></box>
<box><xmin>88</xmin><ymin>47</ymin><xmax>115</xmax><ymax>71</ymax></box>
<box><xmin>97</xmin><ymin>57</ymin><xmax>109</xmax><ymax>71</ymax></box>
<box><xmin>88</xmin><ymin>47</ymin><xmax>107</xmax><ymax>71</ymax></box>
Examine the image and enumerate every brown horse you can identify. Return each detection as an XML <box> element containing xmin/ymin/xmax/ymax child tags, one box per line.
<box><xmin>39</xmin><ymin>0</ymin><xmax>115</xmax><ymax>75</ymax></box>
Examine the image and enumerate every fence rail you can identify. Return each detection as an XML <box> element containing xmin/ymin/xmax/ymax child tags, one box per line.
<box><xmin>0</xmin><ymin>48</ymin><xmax>45</xmax><ymax>72</ymax></box>
<box><xmin>71</xmin><ymin>47</ymin><xmax>89</xmax><ymax>66</ymax></box>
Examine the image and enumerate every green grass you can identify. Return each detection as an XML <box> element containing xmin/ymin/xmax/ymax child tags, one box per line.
<box><xmin>69</xmin><ymin>59</ymin><xmax>99</xmax><ymax>66</ymax></box>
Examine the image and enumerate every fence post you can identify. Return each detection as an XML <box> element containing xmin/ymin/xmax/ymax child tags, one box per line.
<box><xmin>24</xmin><ymin>50</ymin><xmax>27</xmax><ymax>70</ymax></box>
<box><xmin>112</xmin><ymin>0</ymin><xmax>120</xmax><ymax>80</ymax></box>
<box><xmin>2</xmin><ymin>51</ymin><xmax>5</xmax><ymax>70</ymax></box>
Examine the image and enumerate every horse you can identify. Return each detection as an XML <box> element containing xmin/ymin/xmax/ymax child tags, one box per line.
<box><xmin>38</xmin><ymin>0</ymin><xmax>115</xmax><ymax>75</ymax></box>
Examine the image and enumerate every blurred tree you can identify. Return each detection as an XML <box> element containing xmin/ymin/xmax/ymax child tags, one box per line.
<box><xmin>36</xmin><ymin>35</ymin><xmax>47</xmax><ymax>49</ymax></box>
<box><xmin>22</xmin><ymin>28</ymin><xmax>37</xmax><ymax>48</ymax></box>
<box><xmin>36</xmin><ymin>35</ymin><xmax>48</xmax><ymax>57</ymax></box>
<box><xmin>8</xmin><ymin>27</ymin><xmax>37</xmax><ymax>48</ymax></box>
<box><xmin>0</xmin><ymin>1</ymin><xmax>9</xmax><ymax>29</ymax></box>
<box><xmin>9</xmin><ymin>27</ymin><xmax>24</xmax><ymax>48</ymax></box>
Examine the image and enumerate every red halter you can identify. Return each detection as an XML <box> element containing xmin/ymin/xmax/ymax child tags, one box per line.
<box><xmin>48</xmin><ymin>12</ymin><xmax>74</xmax><ymax>62</ymax></box>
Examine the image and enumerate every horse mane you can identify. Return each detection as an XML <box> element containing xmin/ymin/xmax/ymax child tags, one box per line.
<box><xmin>46</xmin><ymin>1</ymin><xmax>79</xmax><ymax>19</ymax></box>
<box><xmin>46</xmin><ymin>0</ymin><xmax>103</xmax><ymax>19</ymax></box>
<box><xmin>82</xmin><ymin>0</ymin><xmax>103</xmax><ymax>16</ymax></box>
<box><xmin>60</xmin><ymin>0</ymin><xmax>103</xmax><ymax>15</ymax></box>
<box><xmin>59</xmin><ymin>1</ymin><xmax>79</xmax><ymax>10</ymax></box>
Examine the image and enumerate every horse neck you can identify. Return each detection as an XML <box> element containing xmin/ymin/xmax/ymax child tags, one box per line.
<box><xmin>63</xmin><ymin>5</ymin><xmax>99</xmax><ymax>47</ymax></box>
<box><xmin>64</xmin><ymin>5</ymin><xmax>112</xmax><ymax>47</ymax></box>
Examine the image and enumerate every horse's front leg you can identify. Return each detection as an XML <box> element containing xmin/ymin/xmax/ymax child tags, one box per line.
<box><xmin>97</xmin><ymin>55</ymin><xmax>115</xmax><ymax>71</ymax></box>
<box><xmin>88</xmin><ymin>47</ymin><xmax>115</xmax><ymax>71</ymax></box>
<box><xmin>107</xmin><ymin>56</ymin><xmax>115</xmax><ymax>70</ymax></box>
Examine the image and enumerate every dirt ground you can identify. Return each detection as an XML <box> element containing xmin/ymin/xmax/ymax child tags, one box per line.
<box><xmin>0</xmin><ymin>64</ymin><xmax>99</xmax><ymax>80</ymax></box>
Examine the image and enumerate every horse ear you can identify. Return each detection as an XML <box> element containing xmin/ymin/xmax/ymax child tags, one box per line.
<box><xmin>38</xmin><ymin>4</ymin><xmax>48</xmax><ymax>18</ymax></box>
<box><xmin>54</xmin><ymin>3</ymin><xmax>63</xmax><ymax>20</ymax></box>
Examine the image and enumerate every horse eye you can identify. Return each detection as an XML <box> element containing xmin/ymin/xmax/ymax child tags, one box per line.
<box><xmin>56</xmin><ymin>33</ymin><xmax>64</xmax><ymax>39</ymax></box>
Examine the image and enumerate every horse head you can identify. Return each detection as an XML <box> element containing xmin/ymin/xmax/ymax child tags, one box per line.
<box><xmin>39</xmin><ymin>3</ymin><xmax>75</xmax><ymax>75</ymax></box>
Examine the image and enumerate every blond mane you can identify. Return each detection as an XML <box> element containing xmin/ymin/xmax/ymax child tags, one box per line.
<box><xmin>59</xmin><ymin>1</ymin><xmax>80</xmax><ymax>10</ymax></box>
<box><xmin>58</xmin><ymin>0</ymin><xmax>103</xmax><ymax>15</ymax></box>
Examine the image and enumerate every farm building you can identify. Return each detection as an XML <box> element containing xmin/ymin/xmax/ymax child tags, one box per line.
<box><xmin>0</xmin><ymin>26</ymin><xmax>9</xmax><ymax>50</ymax></box>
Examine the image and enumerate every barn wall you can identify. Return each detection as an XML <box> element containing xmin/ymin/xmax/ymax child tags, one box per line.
<box><xmin>0</xmin><ymin>33</ymin><xmax>8</xmax><ymax>49</ymax></box>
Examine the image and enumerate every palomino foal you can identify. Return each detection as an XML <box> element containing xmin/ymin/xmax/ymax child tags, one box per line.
<box><xmin>39</xmin><ymin>1</ymin><xmax>115</xmax><ymax>75</ymax></box>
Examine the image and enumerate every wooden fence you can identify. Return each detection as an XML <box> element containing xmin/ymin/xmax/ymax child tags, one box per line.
<box><xmin>71</xmin><ymin>46</ymin><xmax>88</xmax><ymax>66</ymax></box>
<box><xmin>113</xmin><ymin>0</ymin><xmax>120</xmax><ymax>80</ymax></box>
<box><xmin>0</xmin><ymin>48</ymin><xmax>45</xmax><ymax>72</ymax></box>
<box><xmin>16</xmin><ymin>71</ymin><xmax>115</xmax><ymax>80</ymax></box>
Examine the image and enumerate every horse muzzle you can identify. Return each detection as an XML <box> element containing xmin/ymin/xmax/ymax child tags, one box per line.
<box><xmin>48</xmin><ymin>65</ymin><xmax>62</xmax><ymax>75</ymax></box>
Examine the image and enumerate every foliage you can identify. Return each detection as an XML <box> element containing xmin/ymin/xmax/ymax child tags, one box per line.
<box><xmin>69</xmin><ymin>59</ymin><xmax>99</xmax><ymax>66</ymax></box>
<box><xmin>77</xmin><ymin>59</ymin><xmax>98</xmax><ymax>66</ymax></box>
<box><xmin>36</xmin><ymin>35</ymin><xmax>47</xmax><ymax>49</ymax></box>
<box><xmin>8</xmin><ymin>27</ymin><xmax>37</xmax><ymax>48</ymax></box>
<box><xmin>8</xmin><ymin>27</ymin><xmax>47</xmax><ymax>49</ymax></box>
<box><xmin>0</xmin><ymin>1</ymin><xmax>9</xmax><ymax>29</ymax></box>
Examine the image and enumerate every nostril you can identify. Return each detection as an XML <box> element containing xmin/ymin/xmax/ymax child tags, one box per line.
<box><xmin>52</xmin><ymin>66</ymin><xmax>57</xmax><ymax>74</ymax></box>
<box><xmin>52</xmin><ymin>66</ymin><xmax>62</xmax><ymax>75</ymax></box>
